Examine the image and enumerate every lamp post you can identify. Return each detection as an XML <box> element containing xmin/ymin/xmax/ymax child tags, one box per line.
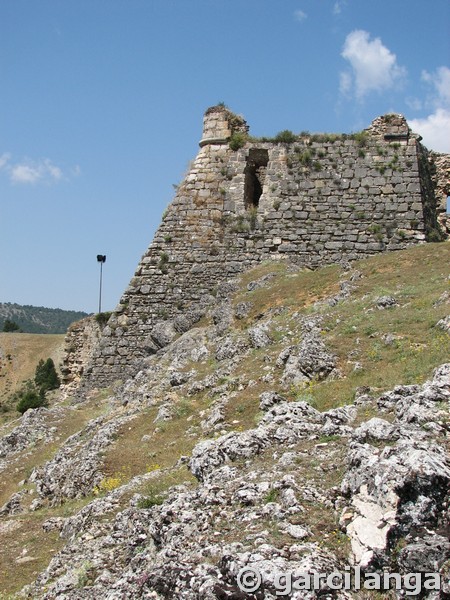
<box><xmin>97</xmin><ymin>255</ymin><xmax>106</xmax><ymax>313</ymax></box>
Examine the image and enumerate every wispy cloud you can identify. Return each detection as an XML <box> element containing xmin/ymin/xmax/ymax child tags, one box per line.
<box><xmin>0</xmin><ymin>153</ymin><xmax>11</xmax><ymax>170</ymax></box>
<box><xmin>340</xmin><ymin>30</ymin><xmax>406</xmax><ymax>100</ymax></box>
<box><xmin>408</xmin><ymin>66</ymin><xmax>450</xmax><ymax>153</ymax></box>
<box><xmin>333</xmin><ymin>1</ymin><xmax>346</xmax><ymax>15</ymax></box>
<box><xmin>421</xmin><ymin>66</ymin><xmax>450</xmax><ymax>107</ymax></box>
<box><xmin>294</xmin><ymin>9</ymin><xmax>307</xmax><ymax>23</ymax></box>
<box><xmin>0</xmin><ymin>155</ymin><xmax>75</xmax><ymax>185</ymax></box>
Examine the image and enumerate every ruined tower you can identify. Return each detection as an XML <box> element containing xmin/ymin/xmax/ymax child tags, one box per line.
<box><xmin>81</xmin><ymin>105</ymin><xmax>443</xmax><ymax>387</ymax></box>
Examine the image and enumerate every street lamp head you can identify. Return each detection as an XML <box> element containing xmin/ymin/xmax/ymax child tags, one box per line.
<box><xmin>97</xmin><ymin>255</ymin><xmax>106</xmax><ymax>263</ymax></box>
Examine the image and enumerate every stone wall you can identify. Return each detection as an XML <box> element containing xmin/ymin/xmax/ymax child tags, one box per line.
<box><xmin>83</xmin><ymin>106</ymin><xmax>447</xmax><ymax>387</ymax></box>
<box><xmin>430</xmin><ymin>151</ymin><xmax>450</xmax><ymax>235</ymax></box>
<box><xmin>61</xmin><ymin>316</ymin><xmax>103</xmax><ymax>395</ymax></box>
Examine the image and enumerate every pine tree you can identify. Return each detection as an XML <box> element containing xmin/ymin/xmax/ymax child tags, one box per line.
<box><xmin>34</xmin><ymin>358</ymin><xmax>60</xmax><ymax>395</ymax></box>
<box><xmin>2</xmin><ymin>319</ymin><xmax>20</xmax><ymax>332</ymax></box>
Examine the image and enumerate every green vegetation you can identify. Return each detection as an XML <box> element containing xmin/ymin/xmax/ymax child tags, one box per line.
<box><xmin>274</xmin><ymin>129</ymin><xmax>297</xmax><ymax>143</ymax></box>
<box><xmin>137</xmin><ymin>490</ymin><xmax>164</xmax><ymax>508</ymax></box>
<box><xmin>0</xmin><ymin>303</ymin><xmax>88</xmax><ymax>334</ymax></box>
<box><xmin>247</xmin><ymin>206</ymin><xmax>258</xmax><ymax>230</ymax></box>
<box><xmin>351</xmin><ymin>130</ymin><xmax>369</xmax><ymax>147</ymax></box>
<box><xmin>14</xmin><ymin>357</ymin><xmax>60</xmax><ymax>414</ymax></box>
<box><xmin>158</xmin><ymin>251</ymin><xmax>170</xmax><ymax>273</ymax></box>
<box><xmin>17</xmin><ymin>389</ymin><xmax>47</xmax><ymax>414</ymax></box>
<box><xmin>0</xmin><ymin>243</ymin><xmax>449</xmax><ymax>596</ymax></box>
<box><xmin>264</xmin><ymin>488</ymin><xmax>280</xmax><ymax>503</ymax></box>
<box><xmin>2</xmin><ymin>319</ymin><xmax>20</xmax><ymax>332</ymax></box>
<box><xmin>34</xmin><ymin>358</ymin><xmax>60</xmax><ymax>395</ymax></box>
<box><xmin>296</xmin><ymin>149</ymin><xmax>313</xmax><ymax>166</ymax></box>
<box><xmin>95</xmin><ymin>311</ymin><xmax>112</xmax><ymax>326</ymax></box>
<box><xmin>228</xmin><ymin>131</ymin><xmax>248</xmax><ymax>150</ymax></box>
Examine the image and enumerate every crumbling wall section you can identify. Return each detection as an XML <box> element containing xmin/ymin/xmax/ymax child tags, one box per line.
<box><xmin>429</xmin><ymin>151</ymin><xmax>450</xmax><ymax>235</ymax></box>
<box><xmin>61</xmin><ymin>316</ymin><xmax>103</xmax><ymax>394</ymax></box>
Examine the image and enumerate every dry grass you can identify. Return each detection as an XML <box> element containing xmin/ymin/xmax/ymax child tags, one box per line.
<box><xmin>0</xmin><ymin>512</ymin><xmax>63</xmax><ymax>596</ymax></box>
<box><xmin>233</xmin><ymin>261</ymin><xmax>341</xmax><ymax>327</ymax></box>
<box><xmin>101</xmin><ymin>394</ymin><xmax>212</xmax><ymax>482</ymax></box>
<box><xmin>313</xmin><ymin>242</ymin><xmax>450</xmax><ymax>410</ymax></box>
<box><xmin>0</xmin><ymin>494</ymin><xmax>94</xmax><ymax>597</ymax></box>
<box><xmin>0</xmin><ymin>332</ymin><xmax>65</xmax><ymax>421</ymax></box>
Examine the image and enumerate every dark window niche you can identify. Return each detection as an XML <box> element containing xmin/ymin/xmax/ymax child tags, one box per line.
<box><xmin>244</xmin><ymin>149</ymin><xmax>269</xmax><ymax>209</ymax></box>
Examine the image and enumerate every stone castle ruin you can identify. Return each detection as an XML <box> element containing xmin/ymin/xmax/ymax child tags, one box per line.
<box><xmin>67</xmin><ymin>105</ymin><xmax>449</xmax><ymax>388</ymax></box>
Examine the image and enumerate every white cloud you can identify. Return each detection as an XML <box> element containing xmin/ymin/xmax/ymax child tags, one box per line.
<box><xmin>10</xmin><ymin>164</ymin><xmax>42</xmax><ymax>184</ymax></box>
<box><xmin>294</xmin><ymin>9</ymin><xmax>307</xmax><ymax>22</ymax></box>
<box><xmin>409</xmin><ymin>108</ymin><xmax>450</xmax><ymax>153</ymax></box>
<box><xmin>341</xmin><ymin>30</ymin><xmax>406</xmax><ymax>99</ymax></box>
<box><xmin>339</xmin><ymin>71</ymin><xmax>352</xmax><ymax>96</ymax></box>
<box><xmin>9</xmin><ymin>158</ymin><xmax>63</xmax><ymax>184</ymax></box>
<box><xmin>422</xmin><ymin>66</ymin><xmax>450</xmax><ymax>107</ymax></box>
<box><xmin>407</xmin><ymin>67</ymin><xmax>450</xmax><ymax>153</ymax></box>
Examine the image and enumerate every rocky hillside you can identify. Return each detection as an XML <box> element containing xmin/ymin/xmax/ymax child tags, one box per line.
<box><xmin>0</xmin><ymin>303</ymin><xmax>89</xmax><ymax>334</ymax></box>
<box><xmin>0</xmin><ymin>242</ymin><xmax>449</xmax><ymax>599</ymax></box>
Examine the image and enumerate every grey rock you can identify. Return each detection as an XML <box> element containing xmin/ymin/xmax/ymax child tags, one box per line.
<box><xmin>169</xmin><ymin>370</ymin><xmax>190</xmax><ymax>387</ymax></box>
<box><xmin>246</xmin><ymin>273</ymin><xmax>277</xmax><ymax>291</ymax></box>
<box><xmin>281</xmin><ymin>322</ymin><xmax>336</xmax><ymax>386</ymax></box>
<box><xmin>397</xmin><ymin>535</ymin><xmax>450</xmax><ymax>573</ymax></box>
<box><xmin>212</xmin><ymin>302</ymin><xmax>234</xmax><ymax>334</ymax></box>
<box><xmin>150</xmin><ymin>321</ymin><xmax>177</xmax><ymax>348</ymax></box>
<box><xmin>353</xmin><ymin>417</ymin><xmax>398</xmax><ymax>443</ymax></box>
<box><xmin>0</xmin><ymin>490</ymin><xmax>26</xmax><ymax>516</ymax></box>
<box><xmin>234</xmin><ymin>301</ymin><xmax>253</xmax><ymax>320</ymax></box>
<box><xmin>191</xmin><ymin>345</ymin><xmax>209</xmax><ymax>362</ymax></box>
<box><xmin>215</xmin><ymin>336</ymin><xmax>249</xmax><ymax>361</ymax></box>
<box><xmin>30</xmin><ymin>413</ymin><xmax>137</xmax><ymax>505</ymax></box>
<box><xmin>248</xmin><ymin>325</ymin><xmax>272</xmax><ymax>349</ymax></box>
<box><xmin>259</xmin><ymin>391</ymin><xmax>286</xmax><ymax>411</ymax></box>
<box><xmin>0</xmin><ymin>407</ymin><xmax>58</xmax><ymax>461</ymax></box>
<box><xmin>436</xmin><ymin>314</ymin><xmax>450</xmax><ymax>333</ymax></box>
<box><xmin>374</xmin><ymin>295</ymin><xmax>398</xmax><ymax>309</ymax></box>
<box><xmin>433</xmin><ymin>290</ymin><xmax>450</xmax><ymax>307</ymax></box>
<box><xmin>173</xmin><ymin>308</ymin><xmax>204</xmax><ymax>333</ymax></box>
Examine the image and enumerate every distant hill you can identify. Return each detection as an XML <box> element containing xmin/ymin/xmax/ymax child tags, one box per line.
<box><xmin>0</xmin><ymin>303</ymin><xmax>89</xmax><ymax>334</ymax></box>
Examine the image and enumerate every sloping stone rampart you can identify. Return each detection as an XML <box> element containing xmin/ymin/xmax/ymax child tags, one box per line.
<box><xmin>83</xmin><ymin>107</ymin><xmax>446</xmax><ymax>386</ymax></box>
<box><xmin>61</xmin><ymin>316</ymin><xmax>103</xmax><ymax>394</ymax></box>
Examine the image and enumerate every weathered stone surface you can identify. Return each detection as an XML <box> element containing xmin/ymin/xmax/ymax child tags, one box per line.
<box><xmin>341</xmin><ymin>364</ymin><xmax>450</xmax><ymax>569</ymax></box>
<box><xmin>259</xmin><ymin>391</ymin><xmax>286</xmax><ymax>411</ymax></box>
<box><xmin>0</xmin><ymin>407</ymin><xmax>64</xmax><ymax>466</ymax></box>
<box><xmin>374</xmin><ymin>295</ymin><xmax>398</xmax><ymax>309</ymax></box>
<box><xmin>280</xmin><ymin>317</ymin><xmax>337</xmax><ymax>386</ymax></box>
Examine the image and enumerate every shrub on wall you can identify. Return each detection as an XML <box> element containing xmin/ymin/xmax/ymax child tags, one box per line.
<box><xmin>274</xmin><ymin>130</ymin><xmax>297</xmax><ymax>144</ymax></box>
<box><xmin>229</xmin><ymin>132</ymin><xmax>248</xmax><ymax>151</ymax></box>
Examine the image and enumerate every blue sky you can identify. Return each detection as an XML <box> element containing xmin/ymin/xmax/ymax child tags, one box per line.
<box><xmin>1</xmin><ymin>0</ymin><xmax>449</xmax><ymax>313</ymax></box>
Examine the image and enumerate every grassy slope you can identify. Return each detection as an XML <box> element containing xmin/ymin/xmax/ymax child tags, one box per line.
<box><xmin>0</xmin><ymin>333</ymin><xmax>65</xmax><ymax>418</ymax></box>
<box><xmin>0</xmin><ymin>242</ymin><xmax>449</xmax><ymax>596</ymax></box>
